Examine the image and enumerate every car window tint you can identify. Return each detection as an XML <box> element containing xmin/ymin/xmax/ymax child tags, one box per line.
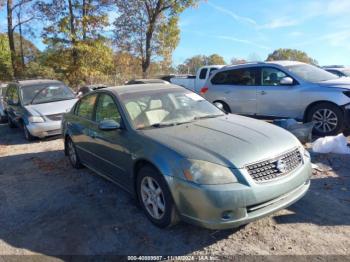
<box><xmin>211</xmin><ymin>68</ymin><xmax>258</xmax><ymax>86</ymax></box>
<box><xmin>199</xmin><ymin>68</ymin><xmax>208</xmax><ymax>79</ymax></box>
<box><xmin>76</xmin><ymin>94</ymin><xmax>97</xmax><ymax>120</ymax></box>
<box><xmin>261</xmin><ymin>67</ymin><xmax>288</xmax><ymax>86</ymax></box>
<box><xmin>95</xmin><ymin>94</ymin><xmax>121</xmax><ymax>124</ymax></box>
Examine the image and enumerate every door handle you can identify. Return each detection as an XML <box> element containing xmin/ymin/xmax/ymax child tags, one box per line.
<box><xmin>260</xmin><ymin>91</ymin><xmax>267</xmax><ymax>95</ymax></box>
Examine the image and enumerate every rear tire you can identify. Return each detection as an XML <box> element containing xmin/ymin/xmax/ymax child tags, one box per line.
<box><xmin>306</xmin><ymin>102</ymin><xmax>344</xmax><ymax>136</ymax></box>
<box><xmin>213</xmin><ymin>101</ymin><xmax>231</xmax><ymax>113</ymax></box>
<box><xmin>66</xmin><ymin>137</ymin><xmax>83</xmax><ymax>169</ymax></box>
<box><xmin>136</xmin><ymin>165</ymin><xmax>179</xmax><ymax>228</ymax></box>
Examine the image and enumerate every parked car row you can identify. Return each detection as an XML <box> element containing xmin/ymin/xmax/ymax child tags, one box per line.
<box><xmin>2</xmin><ymin>60</ymin><xmax>348</xmax><ymax>229</ymax></box>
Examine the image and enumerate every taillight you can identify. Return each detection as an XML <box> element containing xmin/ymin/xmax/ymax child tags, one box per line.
<box><xmin>200</xmin><ymin>86</ymin><xmax>209</xmax><ymax>95</ymax></box>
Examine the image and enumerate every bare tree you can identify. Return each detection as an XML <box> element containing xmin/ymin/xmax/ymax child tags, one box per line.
<box><xmin>6</xmin><ymin>0</ymin><xmax>34</xmax><ymax>78</ymax></box>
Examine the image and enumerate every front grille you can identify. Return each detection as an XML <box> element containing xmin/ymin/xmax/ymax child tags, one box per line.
<box><xmin>46</xmin><ymin>113</ymin><xmax>63</xmax><ymax>121</ymax></box>
<box><xmin>246</xmin><ymin>148</ymin><xmax>303</xmax><ymax>183</ymax></box>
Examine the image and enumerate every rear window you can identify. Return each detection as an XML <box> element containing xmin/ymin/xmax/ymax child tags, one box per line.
<box><xmin>211</xmin><ymin>68</ymin><xmax>258</xmax><ymax>86</ymax></box>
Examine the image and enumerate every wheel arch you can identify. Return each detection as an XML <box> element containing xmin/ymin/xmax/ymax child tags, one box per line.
<box><xmin>133</xmin><ymin>159</ymin><xmax>160</xmax><ymax>195</ymax></box>
<box><xmin>303</xmin><ymin>100</ymin><xmax>343</xmax><ymax>122</ymax></box>
<box><xmin>213</xmin><ymin>100</ymin><xmax>231</xmax><ymax>113</ymax></box>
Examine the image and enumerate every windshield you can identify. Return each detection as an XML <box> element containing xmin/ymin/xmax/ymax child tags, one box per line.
<box><xmin>120</xmin><ymin>88</ymin><xmax>225</xmax><ymax>129</ymax></box>
<box><xmin>21</xmin><ymin>84</ymin><xmax>76</xmax><ymax>105</ymax></box>
<box><xmin>286</xmin><ymin>64</ymin><xmax>339</xmax><ymax>82</ymax></box>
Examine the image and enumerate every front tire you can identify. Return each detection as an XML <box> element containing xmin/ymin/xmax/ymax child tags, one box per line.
<box><xmin>23</xmin><ymin>124</ymin><xmax>35</xmax><ymax>141</ymax></box>
<box><xmin>306</xmin><ymin>102</ymin><xmax>344</xmax><ymax>136</ymax></box>
<box><xmin>136</xmin><ymin>165</ymin><xmax>179</xmax><ymax>228</ymax></box>
<box><xmin>8</xmin><ymin>117</ymin><xmax>15</xmax><ymax>128</ymax></box>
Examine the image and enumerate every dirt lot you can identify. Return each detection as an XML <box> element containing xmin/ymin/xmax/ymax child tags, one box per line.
<box><xmin>0</xmin><ymin>123</ymin><xmax>349</xmax><ymax>258</ymax></box>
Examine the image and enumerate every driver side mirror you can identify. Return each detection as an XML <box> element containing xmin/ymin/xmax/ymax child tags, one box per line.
<box><xmin>280</xmin><ymin>77</ymin><xmax>294</xmax><ymax>85</ymax></box>
<box><xmin>98</xmin><ymin>119</ymin><xmax>121</xmax><ymax>131</ymax></box>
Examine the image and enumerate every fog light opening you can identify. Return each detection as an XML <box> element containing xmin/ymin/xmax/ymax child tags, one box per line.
<box><xmin>221</xmin><ymin>211</ymin><xmax>233</xmax><ymax>220</ymax></box>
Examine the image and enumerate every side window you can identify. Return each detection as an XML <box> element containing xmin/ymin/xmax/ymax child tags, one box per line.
<box><xmin>76</xmin><ymin>94</ymin><xmax>97</xmax><ymax>120</ymax></box>
<box><xmin>209</xmin><ymin>67</ymin><xmax>218</xmax><ymax>76</ymax></box>
<box><xmin>199</xmin><ymin>68</ymin><xmax>208</xmax><ymax>79</ymax></box>
<box><xmin>95</xmin><ymin>94</ymin><xmax>121</xmax><ymax>124</ymax></box>
<box><xmin>6</xmin><ymin>86</ymin><xmax>19</xmax><ymax>104</ymax></box>
<box><xmin>211</xmin><ymin>68</ymin><xmax>258</xmax><ymax>86</ymax></box>
<box><xmin>261</xmin><ymin>67</ymin><xmax>288</xmax><ymax>86</ymax></box>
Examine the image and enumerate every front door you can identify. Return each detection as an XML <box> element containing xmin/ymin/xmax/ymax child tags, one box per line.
<box><xmin>89</xmin><ymin>93</ymin><xmax>132</xmax><ymax>187</ymax></box>
<box><xmin>257</xmin><ymin>67</ymin><xmax>301</xmax><ymax>118</ymax></box>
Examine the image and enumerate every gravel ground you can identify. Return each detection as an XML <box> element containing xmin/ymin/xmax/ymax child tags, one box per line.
<box><xmin>0</xmin><ymin>123</ymin><xmax>349</xmax><ymax>258</ymax></box>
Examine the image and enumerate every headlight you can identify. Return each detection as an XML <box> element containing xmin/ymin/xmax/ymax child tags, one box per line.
<box><xmin>28</xmin><ymin>116</ymin><xmax>45</xmax><ymax>123</ymax></box>
<box><xmin>182</xmin><ymin>159</ymin><xmax>238</xmax><ymax>185</ymax></box>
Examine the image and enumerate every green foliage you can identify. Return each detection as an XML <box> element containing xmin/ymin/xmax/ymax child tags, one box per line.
<box><xmin>113</xmin><ymin>0</ymin><xmax>199</xmax><ymax>76</ymax></box>
<box><xmin>0</xmin><ymin>34</ymin><xmax>13</xmax><ymax>80</ymax></box>
<box><xmin>177</xmin><ymin>54</ymin><xmax>226</xmax><ymax>74</ymax></box>
<box><xmin>266</xmin><ymin>48</ymin><xmax>318</xmax><ymax>65</ymax></box>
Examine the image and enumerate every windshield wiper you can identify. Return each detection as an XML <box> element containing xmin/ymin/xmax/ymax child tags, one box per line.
<box><xmin>29</xmin><ymin>86</ymin><xmax>50</xmax><ymax>105</ymax></box>
<box><xmin>193</xmin><ymin>114</ymin><xmax>224</xmax><ymax>120</ymax></box>
<box><xmin>137</xmin><ymin>120</ymin><xmax>194</xmax><ymax>130</ymax></box>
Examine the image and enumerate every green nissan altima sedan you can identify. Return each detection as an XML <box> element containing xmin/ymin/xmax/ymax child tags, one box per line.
<box><xmin>62</xmin><ymin>84</ymin><xmax>312</xmax><ymax>229</ymax></box>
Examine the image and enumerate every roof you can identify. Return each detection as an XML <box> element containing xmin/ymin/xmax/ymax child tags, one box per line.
<box><xmin>126</xmin><ymin>79</ymin><xmax>169</xmax><ymax>84</ymax></box>
<box><xmin>265</xmin><ymin>60</ymin><xmax>306</xmax><ymax>66</ymax></box>
<box><xmin>106</xmin><ymin>84</ymin><xmax>181</xmax><ymax>95</ymax></box>
<box><xmin>16</xmin><ymin>79</ymin><xmax>64</xmax><ymax>87</ymax></box>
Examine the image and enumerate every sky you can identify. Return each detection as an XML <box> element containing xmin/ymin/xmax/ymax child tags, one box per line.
<box><xmin>1</xmin><ymin>0</ymin><xmax>350</xmax><ymax>66</ymax></box>
<box><xmin>173</xmin><ymin>0</ymin><xmax>350</xmax><ymax>66</ymax></box>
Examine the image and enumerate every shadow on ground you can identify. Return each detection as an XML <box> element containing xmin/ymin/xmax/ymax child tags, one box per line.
<box><xmin>0</xmin><ymin>150</ymin><xmax>239</xmax><ymax>256</ymax></box>
<box><xmin>0</xmin><ymin>123</ymin><xmax>349</xmax><ymax>256</ymax></box>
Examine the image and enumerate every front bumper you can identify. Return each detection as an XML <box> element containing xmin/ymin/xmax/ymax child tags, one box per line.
<box><xmin>167</xmin><ymin>158</ymin><xmax>312</xmax><ymax>230</ymax></box>
<box><xmin>26</xmin><ymin>120</ymin><xmax>62</xmax><ymax>138</ymax></box>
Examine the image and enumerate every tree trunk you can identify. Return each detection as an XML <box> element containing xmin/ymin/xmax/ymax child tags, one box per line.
<box><xmin>82</xmin><ymin>0</ymin><xmax>87</xmax><ymax>40</ymax></box>
<box><xmin>7</xmin><ymin>0</ymin><xmax>19</xmax><ymax>78</ymax></box>
<box><xmin>18</xmin><ymin>9</ymin><xmax>25</xmax><ymax>70</ymax></box>
<box><xmin>68</xmin><ymin>0</ymin><xmax>78</xmax><ymax>66</ymax></box>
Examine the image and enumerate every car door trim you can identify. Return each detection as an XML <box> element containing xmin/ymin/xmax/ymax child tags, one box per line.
<box><xmin>76</xmin><ymin>144</ymin><xmax>126</xmax><ymax>172</ymax></box>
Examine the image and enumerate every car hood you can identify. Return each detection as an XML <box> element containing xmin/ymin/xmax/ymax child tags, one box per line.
<box><xmin>318</xmin><ymin>77</ymin><xmax>350</xmax><ymax>90</ymax></box>
<box><xmin>142</xmin><ymin>114</ymin><xmax>301</xmax><ymax>169</ymax></box>
<box><xmin>25</xmin><ymin>99</ymin><xmax>78</xmax><ymax>116</ymax></box>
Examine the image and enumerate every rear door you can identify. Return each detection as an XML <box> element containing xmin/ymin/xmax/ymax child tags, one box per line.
<box><xmin>257</xmin><ymin>67</ymin><xmax>301</xmax><ymax>118</ymax></box>
<box><xmin>207</xmin><ymin>67</ymin><xmax>258</xmax><ymax>115</ymax></box>
<box><xmin>71</xmin><ymin>93</ymin><xmax>99</xmax><ymax>166</ymax></box>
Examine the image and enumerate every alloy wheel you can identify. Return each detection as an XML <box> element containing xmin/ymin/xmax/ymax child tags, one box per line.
<box><xmin>140</xmin><ymin>176</ymin><xmax>166</xmax><ymax>219</ymax></box>
<box><xmin>312</xmin><ymin>108</ymin><xmax>338</xmax><ymax>134</ymax></box>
